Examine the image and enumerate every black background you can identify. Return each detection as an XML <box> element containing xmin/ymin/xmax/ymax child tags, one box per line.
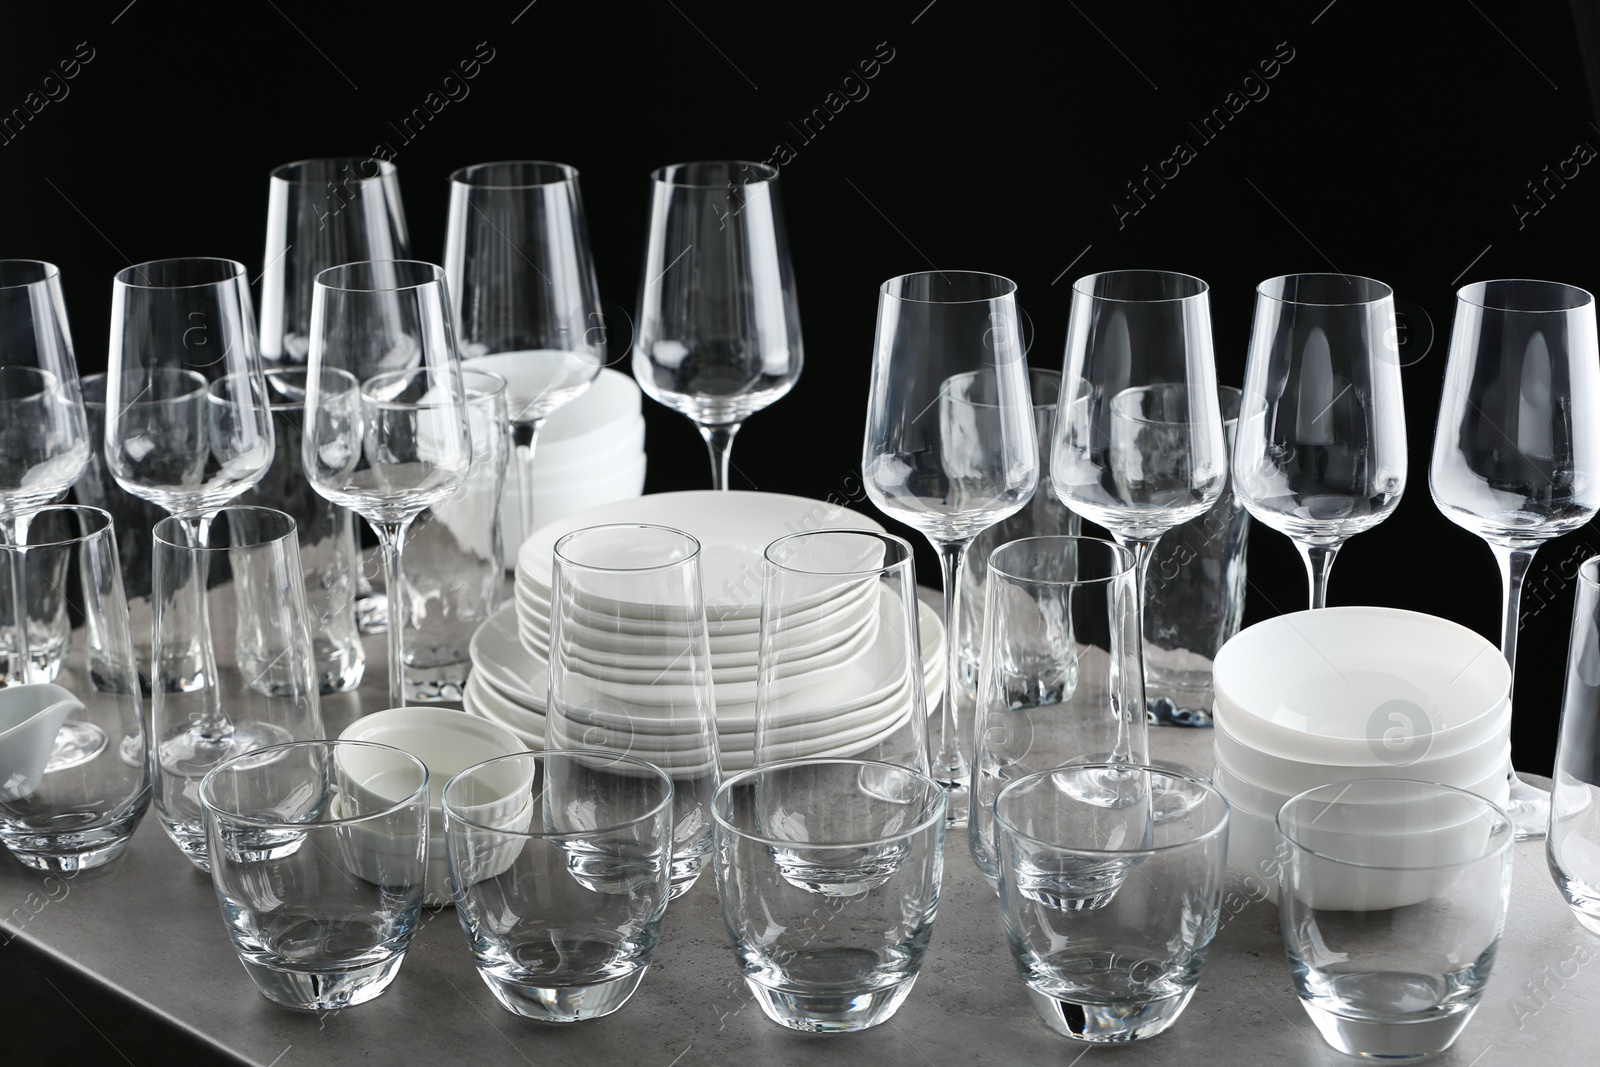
<box><xmin>4</xmin><ymin>0</ymin><xmax>1600</xmax><ymax>776</ymax></box>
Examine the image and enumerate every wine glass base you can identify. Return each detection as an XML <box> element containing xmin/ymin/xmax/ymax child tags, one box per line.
<box><xmin>1508</xmin><ymin>777</ymin><xmax>1550</xmax><ymax>841</ymax></box>
<box><xmin>45</xmin><ymin>720</ymin><xmax>109</xmax><ymax>772</ymax></box>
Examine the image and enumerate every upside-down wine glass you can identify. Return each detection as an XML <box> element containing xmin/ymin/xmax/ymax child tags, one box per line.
<box><xmin>104</xmin><ymin>257</ymin><xmax>276</xmax><ymax>754</ymax></box>
<box><xmin>1050</xmin><ymin>270</ymin><xmax>1227</xmax><ymax>649</ymax></box>
<box><xmin>1430</xmin><ymin>278</ymin><xmax>1600</xmax><ymax>840</ymax></box>
<box><xmin>445</xmin><ymin>161</ymin><xmax>605</xmax><ymax>549</ymax></box>
<box><xmin>634</xmin><ymin>161</ymin><xmax>802</xmax><ymax>490</ymax></box>
<box><xmin>863</xmin><ymin>270</ymin><xmax>1038</xmax><ymax>826</ymax></box>
<box><xmin>1234</xmin><ymin>274</ymin><xmax>1407</xmax><ymax>608</ymax></box>
<box><xmin>303</xmin><ymin>260</ymin><xmax>473</xmax><ymax>706</ymax></box>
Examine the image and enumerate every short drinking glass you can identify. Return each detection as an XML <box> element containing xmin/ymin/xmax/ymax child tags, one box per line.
<box><xmin>1548</xmin><ymin>554</ymin><xmax>1600</xmax><ymax>933</ymax></box>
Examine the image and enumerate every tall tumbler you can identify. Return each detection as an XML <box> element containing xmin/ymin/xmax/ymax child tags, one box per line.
<box><xmin>1143</xmin><ymin>385</ymin><xmax>1247</xmax><ymax>727</ymax></box>
<box><xmin>151</xmin><ymin>506</ymin><xmax>325</xmax><ymax>869</ymax></box>
<box><xmin>241</xmin><ymin>367</ymin><xmax>364</xmax><ymax>695</ymax></box>
<box><xmin>399</xmin><ymin>369</ymin><xmax>509</xmax><ymax>702</ymax></box>
<box><xmin>73</xmin><ymin>374</ymin><xmax>167</xmax><ymax>603</ymax></box>
<box><xmin>969</xmin><ymin>536</ymin><xmax>1148</xmax><ymax>887</ymax></box>
<box><xmin>1550</xmin><ymin>554</ymin><xmax>1600</xmax><ymax>932</ymax></box>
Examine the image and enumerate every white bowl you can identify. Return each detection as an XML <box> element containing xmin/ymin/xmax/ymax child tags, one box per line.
<box><xmin>0</xmin><ymin>683</ymin><xmax>82</xmax><ymax>800</ymax></box>
<box><xmin>1212</xmin><ymin>607</ymin><xmax>1510</xmax><ymax>766</ymax></box>
<box><xmin>501</xmin><ymin>451</ymin><xmax>648</xmax><ymax>552</ymax></box>
<box><xmin>530</xmin><ymin>415</ymin><xmax>645</xmax><ymax>489</ymax></box>
<box><xmin>530</xmin><ymin>369</ymin><xmax>642</xmax><ymax>468</ymax></box>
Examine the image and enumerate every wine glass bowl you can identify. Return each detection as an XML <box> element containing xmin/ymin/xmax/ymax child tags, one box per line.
<box><xmin>0</xmin><ymin>260</ymin><xmax>91</xmax><ymax>518</ymax></box>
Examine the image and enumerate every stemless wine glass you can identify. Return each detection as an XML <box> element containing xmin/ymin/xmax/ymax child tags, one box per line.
<box><xmin>1051</xmin><ymin>270</ymin><xmax>1227</xmax><ymax>656</ymax></box>
<box><xmin>1430</xmin><ymin>279</ymin><xmax>1600</xmax><ymax>839</ymax></box>
<box><xmin>303</xmin><ymin>260</ymin><xmax>473</xmax><ymax>707</ymax></box>
<box><xmin>1234</xmin><ymin>274</ymin><xmax>1407</xmax><ymax>608</ymax></box>
<box><xmin>1549</xmin><ymin>554</ymin><xmax>1600</xmax><ymax>932</ymax></box>
<box><xmin>634</xmin><ymin>161</ymin><xmax>802</xmax><ymax>489</ymax></box>
<box><xmin>863</xmin><ymin>270</ymin><xmax>1038</xmax><ymax>826</ymax></box>
<box><xmin>445</xmin><ymin>161</ymin><xmax>606</xmax><ymax>551</ymax></box>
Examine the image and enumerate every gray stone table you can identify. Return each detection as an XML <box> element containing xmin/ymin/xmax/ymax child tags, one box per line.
<box><xmin>1</xmin><ymin>592</ymin><xmax>1596</xmax><ymax>1066</ymax></box>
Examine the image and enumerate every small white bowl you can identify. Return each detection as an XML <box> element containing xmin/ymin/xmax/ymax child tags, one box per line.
<box><xmin>531</xmin><ymin>369</ymin><xmax>642</xmax><ymax>468</ymax></box>
<box><xmin>0</xmin><ymin>683</ymin><xmax>82</xmax><ymax>799</ymax></box>
<box><xmin>501</xmin><ymin>452</ymin><xmax>647</xmax><ymax>555</ymax></box>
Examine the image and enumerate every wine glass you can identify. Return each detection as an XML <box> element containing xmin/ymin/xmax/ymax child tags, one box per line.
<box><xmin>105</xmin><ymin>257</ymin><xmax>275</xmax><ymax>752</ymax></box>
<box><xmin>444</xmin><ymin>161</ymin><xmax>605</xmax><ymax>549</ymax></box>
<box><xmin>1234</xmin><ymin>274</ymin><xmax>1407</xmax><ymax>608</ymax></box>
<box><xmin>1050</xmin><ymin>270</ymin><xmax>1227</xmax><ymax>629</ymax></box>
<box><xmin>1430</xmin><ymin>278</ymin><xmax>1600</xmax><ymax>840</ymax></box>
<box><xmin>634</xmin><ymin>161</ymin><xmax>802</xmax><ymax>490</ymax></box>
<box><xmin>302</xmin><ymin>260</ymin><xmax>473</xmax><ymax>706</ymax></box>
<box><xmin>862</xmin><ymin>270</ymin><xmax>1038</xmax><ymax>826</ymax></box>
<box><xmin>0</xmin><ymin>260</ymin><xmax>90</xmax><ymax>687</ymax></box>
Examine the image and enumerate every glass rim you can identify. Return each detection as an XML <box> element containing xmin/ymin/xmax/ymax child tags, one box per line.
<box><xmin>110</xmin><ymin>366</ymin><xmax>209</xmax><ymax>406</ymax></box>
<box><xmin>441</xmin><ymin>750</ymin><xmax>674</xmax><ymax>837</ymax></box>
<box><xmin>358</xmin><ymin>368</ymin><xmax>469</xmax><ymax>411</ymax></box>
<box><xmin>1455</xmin><ymin>277</ymin><xmax>1595</xmax><ymax>313</ymax></box>
<box><xmin>993</xmin><ymin>763</ymin><xmax>1231</xmax><ymax>855</ymax></box>
<box><xmin>712</xmin><ymin>758</ymin><xmax>947</xmax><ymax>849</ymax></box>
<box><xmin>0</xmin><ymin>504</ymin><xmax>113</xmax><ymax>551</ymax></box>
<box><xmin>1109</xmin><ymin>382</ymin><xmax>1222</xmax><ymax>426</ymax></box>
<box><xmin>553</xmin><ymin>523</ymin><xmax>703</xmax><ymax>575</ymax></box>
<box><xmin>0</xmin><ymin>259</ymin><xmax>60</xmax><ymax>291</ymax></box>
<box><xmin>1580</xmin><ymin>555</ymin><xmax>1600</xmax><ymax>588</ymax></box>
<box><xmin>879</xmin><ymin>270</ymin><xmax>1018</xmax><ymax>304</ymax></box>
<box><xmin>987</xmin><ymin>535</ymin><xmax>1138</xmax><ymax>587</ymax></box>
<box><xmin>269</xmin><ymin>156</ymin><xmax>397</xmax><ymax>184</ymax></box>
<box><xmin>450</xmin><ymin>159</ymin><xmax>579</xmax><ymax>188</ymax></box>
<box><xmin>763</xmin><ymin>528</ymin><xmax>914</xmax><ymax>578</ymax></box>
<box><xmin>1255</xmin><ymin>272</ymin><xmax>1395</xmax><ymax>307</ymax></box>
<box><xmin>650</xmin><ymin>159</ymin><xmax>778</xmax><ymax>188</ymax></box>
<box><xmin>114</xmin><ymin>257</ymin><xmax>247</xmax><ymax>291</ymax></box>
<box><xmin>154</xmin><ymin>505</ymin><xmax>298</xmax><ymax>552</ymax></box>
<box><xmin>199</xmin><ymin>740</ymin><xmax>429</xmax><ymax>828</ymax></box>
<box><xmin>1071</xmin><ymin>268</ymin><xmax>1210</xmax><ymax>304</ymax></box>
<box><xmin>459</xmin><ymin>367</ymin><xmax>509</xmax><ymax>402</ymax></box>
<box><xmin>1275</xmin><ymin>778</ymin><xmax>1514</xmax><ymax>871</ymax></box>
<box><xmin>313</xmin><ymin>259</ymin><xmax>445</xmax><ymax>294</ymax></box>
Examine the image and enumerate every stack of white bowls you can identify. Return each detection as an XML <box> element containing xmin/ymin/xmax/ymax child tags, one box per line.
<box><xmin>1210</xmin><ymin>606</ymin><xmax>1512</xmax><ymax>903</ymax></box>
<box><xmin>463</xmin><ymin>490</ymin><xmax>946</xmax><ymax>771</ymax></box>
<box><xmin>499</xmin><ymin>369</ymin><xmax>648</xmax><ymax>552</ymax></box>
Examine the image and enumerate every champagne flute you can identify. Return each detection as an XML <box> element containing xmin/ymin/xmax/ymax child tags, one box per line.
<box><xmin>1050</xmin><ymin>270</ymin><xmax>1227</xmax><ymax>621</ymax></box>
<box><xmin>302</xmin><ymin>260</ymin><xmax>473</xmax><ymax>706</ymax></box>
<box><xmin>1234</xmin><ymin>274</ymin><xmax>1407</xmax><ymax>608</ymax></box>
<box><xmin>1430</xmin><ymin>278</ymin><xmax>1600</xmax><ymax>839</ymax></box>
<box><xmin>863</xmin><ymin>270</ymin><xmax>1038</xmax><ymax>825</ymax></box>
<box><xmin>444</xmin><ymin>161</ymin><xmax>605</xmax><ymax>549</ymax></box>
<box><xmin>634</xmin><ymin>161</ymin><xmax>802</xmax><ymax>490</ymax></box>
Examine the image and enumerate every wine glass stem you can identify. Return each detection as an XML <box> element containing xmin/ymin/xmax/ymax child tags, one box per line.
<box><xmin>3</xmin><ymin>512</ymin><xmax>33</xmax><ymax>684</ymax></box>
<box><xmin>512</xmin><ymin>419</ymin><xmax>545</xmax><ymax>550</ymax></box>
<box><xmin>373</xmin><ymin>518</ymin><xmax>414</xmax><ymax>707</ymax></box>
<box><xmin>1490</xmin><ymin>544</ymin><xmax>1536</xmax><ymax>680</ymax></box>
<box><xmin>933</xmin><ymin>537</ymin><xmax>974</xmax><ymax>786</ymax></box>
<box><xmin>1298</xmin><ymin>542</ymin><xmax>1343</xmax><ymax>610</ymax></box>
<box><xmin>188</xmin><ymin>510</ymin><xmax>233</xmax><ymax>743</ymax></box>
<box><xmin>698</xmin><ymin>423</ymin><xmax>742</xmax><ymax>492</ymax></box>
<box><xmin>1118</xmin><ymin>535</ymin><xmax>1159</xmax><ymax>759</ymax></box>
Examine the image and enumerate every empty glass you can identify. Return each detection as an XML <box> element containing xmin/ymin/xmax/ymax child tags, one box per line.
<box><xmin>151</xmin><ymin>507</ymin><xmax>325</xmax><ymax>869</ymax></box>
<box><xmin>863</xmin><ymin>270</ymin><xmax>1039</xmax><ymax>827</ymax></box>
<box><xmin>634</xmin><ymin>161</ymin><xmax>803</xmax><ymax>490</ymax></box>
<box><xmin>200</xmin><ymin>739</ymin><xmax>428</xmax><ymax>1011</ymax></box>
<box><xmin>1235</xmin><ymin>274</ymin><xmax>1407</xmax><ymax>608</ymax></box>
<box><xmin>74</xmin><ymin>374</ymin><xmax>167</xmax><ymax>603</ymax></box>
<box><xmin>546</xmin><ymin>523</ymin><xmax>721</xmax><ymax>898</ymax></box>
<box><xmin>443</xmin><ymin>750</ymin><xmax>674</xmax><ymax>1021</ymax></box>
<box><xmin>1430</xmin><ymin>279</ymin><xmax>1600</xmax><ymax>838</ymax></box>
<box><xmin>995</xmin><ymin>764</ymin><xmax>1228</xmax><ymax>1043</ymax></box>
<box><xmin>1277</xmin><ymin>779</ymin><xmax>1514</xmax><ymax>1060</ymax></box>
<box><xmin>755</xmin><ymin>529</ymin><xmax>929</xmax><ymax>773</ymax></box>
<box><xmin>0</xmin><ymin>506</ymin><xmax>148</xmax><ymax>871</ymax></box>
<box><xmin>1548</xmin><ymin>554</ymin><xmax>1600</xmax><ymax>933</ymax></box>
<box><xmin>712</xmin><ymin>758</ymin><xmax>946</xmax><ymax>1033</ymax></box>
<box><xmin>968</xmin><ymin>537</ymin><xmax>1148</xmax><ymax>887</ymax></box>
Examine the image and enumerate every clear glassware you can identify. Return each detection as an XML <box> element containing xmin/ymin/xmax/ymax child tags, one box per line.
<box><xmin>399</xmin><ymin>369</ymin><xmax>509</xmax><ymax>701</ymax></box>
<box><xmin>0</xmin><ymin>506</ymin><xmax>149</xmax><ymax>872</ymax></box>
<box><xmin>1050</xmin><ymin>269</ymin><xmax>1227</xmax><ymax>654</ymax></box>
<box><xmin>302</xmin><ymin>260</ymin><xmax>473</xmax><ymax>707</ymax></box>
<box><xmin>0</xmin><ymin>261</ymin><xmax>91</xmax><ymax>689</ymax></box>
<box><xmin>445</xmin><ymin>161</ymin><xmax>605</xmax><ymax>552</ymax></box>
<box><xmin>634</xmin><ymin>161</ymin><xmax>802</xmax><ymax>490</ymax></box>
<box><xmin>150</xmin><ymin>506</ymin><xmax>326</xmax><ymax>869</ymax></box>
<box><xmin>1548</xmin><ymin>554</ymin><xmax>1600</xmax><ymax>933</ymax></box>
<box><xmin>968</xmin><ymin>536</ymin><xmax>1147</xmax><ymax>887</ymax></box>
<box><xmin>545</xmin><ymin>523</ymin><xmax>721</xmax><ymax>899</ymax></box>
<box><xmin>200</xmin><ymin>739</ymin><xmax>428</xmax><ymax>1011</ymax></box>
<box><xmin>74</xmin><ymin>374</ymin><xmax>168</xmax><ymax>603</ymax></box>
<box><xmin>995</xmin><ymin>764</ymin><xmax>1228</xmax><ymax>1043</ymax></box>
<box><xmin>863</xmin><ymin>270</ymin><xmax>1039</xmax><ymax>828</ymax></box>
<box><xmin>443</xmin><ymin>750</ymin><xmax>674</xmax><ymax>1021</ymax></box>
<box><xmin>1429</xmin><ymin>278</ymin><xmax>1600</xmax><ymax>840</ymax></box>
<box><xmin>1277</xmin><ymin>779</ymin><xmax>1514</xmax><ymax>1059</ymax></box>
<box><xmin>711</xmin><ymin>758</ymin><xmax>946</xmax><ymax>1033</ymax></box>
<box><xmin>1235</xmin><ymin>274</ymin><xmax>1407</xmax><ymax>609</ymax></box>
<box><xmin>754</xmin><ymin>529</ymin><xmax>929</xmax><ymax>773</ymax></box>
